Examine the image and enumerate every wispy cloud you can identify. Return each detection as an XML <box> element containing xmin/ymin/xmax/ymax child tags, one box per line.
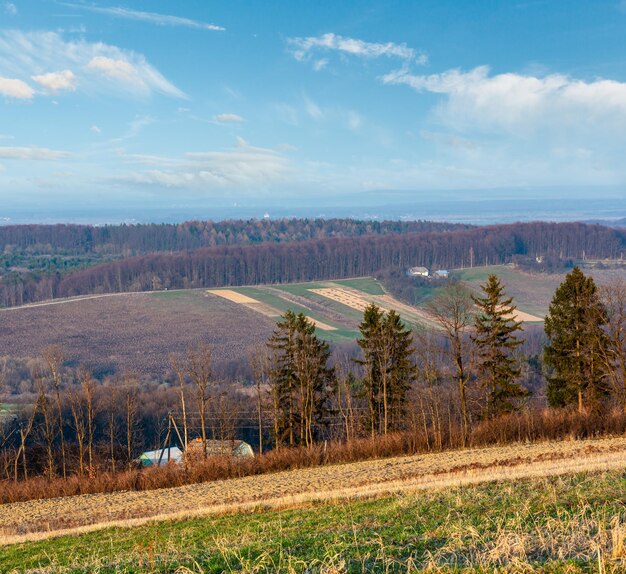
<box><xmin>303</xmin><ymin>94</ymin><xmax>324</xmax><ymax>120</ymax></box>
<box><xmin>214</xmin><ymin>113</ymin><xmax>245</xmax><ymax>123</ymax></box>
<box><xmin>289</xmin><ymin>33</ymin><xmax>425</xmax><ymax>65</ymax></box>
<box><xmin>32</xmin><ymin>69</ymin><xmax>77</xmax><ymax>93</ymax></box>
<box><xmin>420</xmin><ymin>130</ymin><xmax>479</xmax><ymax>150</ymax></box>
<box><xmin>4</xmin><ymin>2</ymin><xmax>16</xmax><ymax>15</ymax></box>
<box><xmin>0</xmin><ymin>146</ymin><xmax>70</xmax><ymax>160</ymax></box>
<box><xmin>0</xmin><ymin>76</ymin><xmax>34</xmax><ymax>99</ymax></box>
<box><xmin>62</xmin><ymin>3</ymin><xmax>224</xmax><ymax>31</ymax></box>
<box><xmin>117</xmin><ymin>140</ymin><xmax>290</xmax><ymax>189</ymax></box>
<box><xmin>0</xmin><ymin>30</ymin><xmax>185</xmax><ymax>99</ymax></box>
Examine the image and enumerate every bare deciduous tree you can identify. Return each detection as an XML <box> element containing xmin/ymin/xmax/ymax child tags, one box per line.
<box><xmin>43</xmin><ymin>345</ymin><xmax>67</xmax><ymax>478</ymax></box>
<box><xmin>249</xmin><ymin>345</ymin><xmax>270</xmax><ymax>454</ymax></box>
<box><xmin>186</xmin><ymin>343</ymin><xmax>212</xmax><ymax>458</ymax></box>
<box><xmin>427</xmin><ymin>283</ymin><xmax>475</xmax><ymax>443</ymax></box>
<box><xmin>170</xmin><ymin>353</ymin><xmax>189</xmax><ymax>453</ymax></box>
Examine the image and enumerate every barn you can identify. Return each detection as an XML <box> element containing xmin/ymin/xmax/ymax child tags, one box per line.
<box><xmin>186</xmin><ymin>438</ymin><xmax>254</xmax><ymax>459</ymax></box>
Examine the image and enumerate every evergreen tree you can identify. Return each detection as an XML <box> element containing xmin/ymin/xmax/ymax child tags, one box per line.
<box><xmin>544</xmin><ymin>267</ymin><xmax>610</xmax><ymax>411</ymax></box>
<box><xmin>356</xmin><ymin>304</ymin><xmax>414</xmax><ymax>435</ymax></box>
<box><xmin>356</xmin><ymin>304</ymin><xmax>384</xmax><ymax>437</ymax></box>
<box><xmin>267</xmin><ymin>310</ymin><xmax>334</xmax><ymax>447</ymax></box>
<box><xmin>383</xmin><ymin>310</ymin><xmax>415</xmax><ymax>432</ymax></box>
<box><xmin>471</xmin><ymin>275</ymin><xmax>528</xmax><ymax>418</ymax></box>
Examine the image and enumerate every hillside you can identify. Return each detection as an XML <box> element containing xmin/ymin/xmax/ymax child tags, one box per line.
<box><xmin>0</xmin><ymin>290</ymin><xmax>275</xmax><ymax>378</ymax></box>
<box><xmin>3</xmin><ymin>437</ymin><xmax>626</xmax><ymax>572</ymax></box>
<box><xmin>1</xmin><ymin>266</ymin><xmax>624</xmax><ymax>380</ymax></box>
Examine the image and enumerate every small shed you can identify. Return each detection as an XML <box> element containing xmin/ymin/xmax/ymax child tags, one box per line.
<box><xmin>434</xmin><ymin>269</ymin><xmax>449</xmax><ymax>278</ymax></box>
<box><xmin>186</xmin><ymin>438</ymin><xmax>254</xmax><ymax>459</ymax></box>
<box><xmin>138</xmin><ymin>446</ymin><xmax>183</xmax><ymax>467</ymax></box>
<box><xmin>407</xmin><ymin>266</ymin><xmax>429</xmax><ymax>277</ymax></box>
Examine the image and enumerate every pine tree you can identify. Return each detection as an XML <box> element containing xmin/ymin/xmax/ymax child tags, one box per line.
<box><xmin>267</xmin><ymin>310</ymin><xmax>334</xmax><ymax>447</ymax></box>
<box><xmin>383</xmin><ymin>310</ymin><xmax>415</xmax><ymax>432</ymax></box>
<box><xmin>356</xmin><ymin>304</ymin><xmax>384</xmax><ymax>437</ymax></box>
<box><xmin>356</xmin><ymin>304</ymin><xmax>414</xmax><ymax>435</ymax></box>
<box><xmin>471</xmin><ymin>275</ymin><xmax>528</xmax><ymax>418</ymax></box>
<box><xmin>544</xmin><ymin>267</ymin><xmax>610</xmax><ymax>411</ymax></box>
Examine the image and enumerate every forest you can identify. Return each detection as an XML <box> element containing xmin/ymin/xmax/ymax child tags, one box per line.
<box><xmin>1</xmin><ymin>220</ymin><xmax>624</xmax><ymax>307</ymax></box>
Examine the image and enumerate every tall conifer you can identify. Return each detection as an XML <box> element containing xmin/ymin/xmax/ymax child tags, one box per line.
<box><xmin>357</xmin><ymin>304</ymin><xmax>414</xmax><ymax>435</ymax></box>
<box><xmin>267</xmin><ymin>310</ymin><xmax>334</xmax><ymax>447</ymax></box>
<box><xmin>472</xmin><ymin>275</ymin><xmax>528</xmax><ymax>418</ymax></box>
<box><xmin>544</xmin><ymin>267</ymin><xmax>609</xmax><ymax>411</ymax></box>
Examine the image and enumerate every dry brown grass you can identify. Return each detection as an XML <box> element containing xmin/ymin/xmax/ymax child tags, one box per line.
<box><xmin>3</xmin><ymin>435</ymin><xmax>626</xmax><ymax>546</ymax></box>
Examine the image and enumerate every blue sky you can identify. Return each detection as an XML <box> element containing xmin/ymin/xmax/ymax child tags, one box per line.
<box><xmin>1</xmin><ymin>1</ymin><xmax>626</xmax><ymax>222</ymax></box>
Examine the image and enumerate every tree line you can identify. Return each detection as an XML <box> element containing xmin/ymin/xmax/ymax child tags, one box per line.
<box><xmin>0</xmin><ymin>221</ymin><xmax>623</xmax><ymax>307</ymax></box>
<box><xmin>3</xmin><ymin>266</ymin><xmax>626</xmax><ymax>484</ymax></box>
<box><xmin>0</xmin><ymin>219</ymin><xmax>468</xmax><ymax>256</ymax></box>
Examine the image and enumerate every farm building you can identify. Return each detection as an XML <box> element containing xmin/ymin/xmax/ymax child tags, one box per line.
<box><xmin>407</xmin><ymin>266</ymin><xmax>429</xmax><ymax>277</ymax></box>
<box><xmin>433</xmin><ymin>269</ymin><xmax>449</xmax><ymax>278</ymax></box>
<box><xmin>138</xmin><ymin>446</ymin><xmax>183</xmax><ymax>467</ymax></box>
<box><xmin>186</xmin><ymin>438</ymin><xmax>254</xmax><ymax>459</ymax></box>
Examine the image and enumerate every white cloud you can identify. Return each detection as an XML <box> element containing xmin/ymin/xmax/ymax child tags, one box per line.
<box><xmin>312</xmin><ymin>59</ymin><xmax>328</xmax><ymax>72</ymax></box>
<box><xmin>214</xmin><ymin>113</ymin><xmax>245</xmax><ymax>123</ymax></box>
<box><xmin>62</xmin><ymin>3</ymin><xmax>224</xmax><ymax>31</ymax></box>
<box><xmin>0</xmin><ymin>30</ymin><xmax>184</xmax><ymax>99</ymax></box>
<box><xmin>0</xmin><ymin>77</ymin><xmax>34</xmax><ymax>99</ymax></box>
<box><xmin>4</xmin><ymin>2</ymin><xmax>16</xmax><ymax>15</ymax></box>
<box><xmin>32</xmin><ymin>69</ymin><xmax>77</xmax><ymax>93</ymax></box>
<box><xmin>382</xmin><ymin>65</ymin><xmax>626</xmax><ymax>135</ymax></box>
<box><xmin>289</xmin><ymin>33</ymin><xmax>423</xmax><ymax>65</ymax></box>
<box><xmin>117</xmin><ymin>140</ymin><xmax>290</xmax><ymax>189</ymax></box>
<box><xmin>0</xmin><ymin>146</ymin><xmax>70</xmax><ymax>160</ymax></box>
<box><xmin>86</xmin><ymin>56</ymin><xmax>136</xmax><ymax>81</ymax></box>
<box><xmin>91</xmin><ymin>125</ymin><xmax>101</xmax><ymax>134</ymax></box>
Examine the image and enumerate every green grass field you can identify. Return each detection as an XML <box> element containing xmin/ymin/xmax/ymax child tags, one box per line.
<box><xmin>453</xmin><ymin>265</ymin><xmax>563</xmax><ymax>317</ymax></box>
<box><xmin>3</xmin><ymin>471</ymin><xmax>625</xmax><ymax>573</ymax></box>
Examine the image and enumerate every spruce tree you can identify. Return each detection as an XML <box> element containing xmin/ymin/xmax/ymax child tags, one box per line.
<box><xmin>471</xmin><ymin>275</ymin><xmax>528</xmax><ymax>418</ymax></box>
<box><xmin>356</xmin><ymin>304</ymin><xmax>384</xmax><ymax>437</ymax></box>
<box><xmin>544</xmin><ymin>267</ymin><xmax>609</xmax><ymax>411</ymax></box>
<box><xmin>267</xmin><ymin>310</ymin><xmax>334</xmax><ymax>447</ymax></box>
<box><xmin>356</xmin><ymin>304</ymin><xmax>414</xmax><ymax>435</ymax></box>
<box><xmin>383</xmin><ymin>310</ymin><xmax>415</xmax><ymax>432</ymax></box>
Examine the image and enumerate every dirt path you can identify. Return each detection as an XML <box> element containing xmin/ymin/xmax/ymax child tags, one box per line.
<box><xmin>3</xmin><ymin>437</ymin><xmax>626</xmax><ymax>546</ymax></box>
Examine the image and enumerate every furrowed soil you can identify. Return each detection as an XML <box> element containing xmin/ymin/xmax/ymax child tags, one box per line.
<box><xmin>3</xmin><ymin>436</ymin><xmax>626</xmax><ymax>546</ymax></box>
<box><xmin>0</xmin><ymin>290</ymin><xmax>275</xmax><ymax>378</ymax></box>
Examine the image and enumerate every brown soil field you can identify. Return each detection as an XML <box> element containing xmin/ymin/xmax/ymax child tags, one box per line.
<box><xmin>0</xmin><ymin>291</ymin><xmax>275</xmax><ymax>378</ymax></box>
<box><xmin>206</xmin><ymin>289</ymin><xmax>335</xmax><ymax>329</ymax></box>
<box><xmin>310</xmin><ymin>287</ymin><xmax>387</xmax><ymax>313</ymax></box>
<box><xmin>3</xmin><ymin>436</ymin><xmax>626</xmax><ymax>545</ymax></box>
<box><xmin>206</xmin><ymin>289</ymin><xmax>281</xmax><ymax>318</ymax></box>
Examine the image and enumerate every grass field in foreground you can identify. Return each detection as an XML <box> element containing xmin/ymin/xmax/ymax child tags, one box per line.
<box><xmin>4</xmin><ymin>471</ymin><xmax>626</xmax><ymax>573</ymax></box>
